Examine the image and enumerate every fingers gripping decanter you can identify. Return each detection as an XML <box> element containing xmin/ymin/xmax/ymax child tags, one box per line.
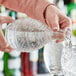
<box><xmin>5</xmin><ymin>18</ymin><xmax>71</xmax><ymax>76</ymax></box>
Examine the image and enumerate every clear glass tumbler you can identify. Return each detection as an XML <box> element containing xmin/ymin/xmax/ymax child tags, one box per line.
<box><xmin>44</xmin><ymin>28</ymin><xmax>71</xmax><ymax>76</ymax></box>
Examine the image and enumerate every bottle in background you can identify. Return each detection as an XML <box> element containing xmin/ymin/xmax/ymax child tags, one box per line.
<box><xmin>67</xmin><ymin>1</ymin><xmax>76</xmax><ymax>45</ymax></box>
<box><xmin>30</xmin><ymin>50</ymin><xmax>38</xmax><ymax>75</ymax></box>
<box><xmin>0</xmin><ymin>51</ymin><xmax>4</xmax><ymax>76</ymax></box>
<box><xmin>21</xmin><ymin>53</ymin><xmax>33</xmax><ymax>76</ymax></box>
<box><xmin>21</xmin><ymin>50</ymin><xmax>38</xmax><ymax>76</ymax></box>
<box><xmin>37</xmin><ymin>48</ymin><xmax>49</xmax><ymax>74</ymax></box>
<box><xmin>9</xmin><ymin>10</ymin><xmax>17</xmax><ymax>20</ymax></box>
<box><xmin>4</xmin><ymin>52</ymin><xmax>21</xmax><ymax>76</ymax></box>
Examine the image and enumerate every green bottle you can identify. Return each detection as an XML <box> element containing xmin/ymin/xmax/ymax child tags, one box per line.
<box><xmin>67</xmin><ymin>2</ymin><xmax>76</xmax><ymax>16</ymax></box>
<box><xmin>4</xmin><ymin>10</ymin><xmax>21</xmax><ymax>76</ymax></box>
<box><xmin>67</xmin><ymin>1</ymin><xmax>76</xmax><ymax>45</ymax></box>
<box><xmin>4</xmin><ymin>52</ymin><xmax>21</xmax><ymax>76</ymax></box>
<box><xmin>67</xmin><ymin>2</ymin><xmax>76</xmax><ymax>35</ymax></box>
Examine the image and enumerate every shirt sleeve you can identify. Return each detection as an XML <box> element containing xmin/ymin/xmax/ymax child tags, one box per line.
<box><xmin>0</xmin><ymin>0</ymin><xmax>3</xmax><ymax>3</ymax></box>
<box><xmin>0</xmin><ymin>0</ymin><xmax>51</xmax><ymax>24</ymax></box>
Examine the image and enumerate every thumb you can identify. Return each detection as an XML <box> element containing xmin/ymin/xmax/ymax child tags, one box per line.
<box><xmin>51</xmin><ymin>15</ymin><xmax>60</xmax><ymax>31</ymax></box>
<box><xmin>46</xmin><ymin>15</ymin><xmax>60</xmax><ymax>32</ymax></box>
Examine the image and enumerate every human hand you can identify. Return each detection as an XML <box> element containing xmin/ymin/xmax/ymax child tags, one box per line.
<box><xmin>45</xmin><ymin>5</ymin><xmax>71</xmax><ymax>42</ymax></box>
<box><xmin>0</xmin><ymin>16</ymin><xmax>14</xmax><ymax>52</ymax></box>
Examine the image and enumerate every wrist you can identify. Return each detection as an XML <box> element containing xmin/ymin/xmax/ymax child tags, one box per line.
<box><xmin>43</xmin><ymin>3</ymin><xmax>56</xmax><ymax>24</ymax></box>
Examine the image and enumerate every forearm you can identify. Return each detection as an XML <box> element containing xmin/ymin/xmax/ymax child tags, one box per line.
<box><xmin>0</xmin><ymin>0</ymin><xmax>51</xmax><ymax>24</ymax></box>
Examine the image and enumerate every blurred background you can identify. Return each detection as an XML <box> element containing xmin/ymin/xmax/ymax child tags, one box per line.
<box><xmin>0</xmin><ymin>0</ymin><xmax>76</xmax><ymax>76</ymax></box>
